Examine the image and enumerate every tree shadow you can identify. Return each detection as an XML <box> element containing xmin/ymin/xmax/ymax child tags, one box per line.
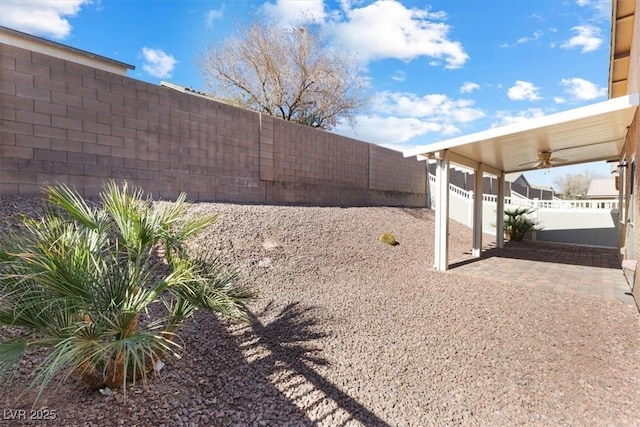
<box><xmin>1</xmin><ymin>307</ymin><xmax>320</xmax><ymax>426</ymax></box>
<box><xmin>239</xmin><ymin>301</ymin><xmax>391</xmax><ymax>426</ymax></box>
<box><xmin>1</xmin><ymin>301</ymin><xmax>389</xmax><ymax>426</ymax></box>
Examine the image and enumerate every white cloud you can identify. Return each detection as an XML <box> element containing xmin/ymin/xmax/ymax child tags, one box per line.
<box><xmin>561</xmin><ymin>25</ymin><xmax>603</xmax><ymax>52</ymax></box>
<box><xmin>391</xmin><ymin>70</ymin><xmax>406</xmax><ymax>82</ymax></box>
<box><xmin>336</xmin><ymin>115</ymin><xmax>454</xmax><ymax>146</ymax></box>
<box><xmin>325</xmin><ymin>0</ymin><xmax>468</xmax><ymax>68</ymax></box>
<box><xmin>0</xmin><ymin>0</ymin><xmax>90</xmax><ymax>39</ymax></box>
<box><xmin>260</xmin><ymin>0</ymin><xmax>468</xmax><ymax>68</ymax></box>
<box><xmin>141</xmin><ymin>48</ymin><xmax>178</xmax><ymax>79</ymax></box>
<box><xmin>516</xmin><ymin>30</ymin><xmax>543</xmax><ymax>44</ymax></box>
<box><xmin>205</xmin><ymin>5</ymin><xmax>225</xmax><ymax>28</ymax></box>
<box><xmin>500</xmin><ymin>30</ymin><xmax>543</xmax><ymax>48</ymax></box>
<box><xmin>460</xmin><ymin>82</ymin><xmax>480</xmax><ymax>93</ymax></box>
<box><xmin>262</xmin><ymin>0</ymin><xmax>326</xmax><ymax>26</ymax></box>
<box><xmin>371</xmin><ymin>91</ymin><xmax>485</xmax><ymax>123</ymax></box>
<box><xmin>493</xmin><ymin>108</ymin><xmax>546</xmax><ymax>127</ymax></box>
<box><xmin>334</xmin><ymin>87</ymin><xmax>485</xmax><ymax>149</ymax></box>
<box><xmin>560</xmin><ymin>77</ymin><xmax>607</xmax><ymax>100</ymax></box>
<box><xmin>333</xmin><ymin>89</ymin><xmax>485</xmax><ymax>147</ymax></box>
<box><xmin>575</xmin><ymin>0</ymin><xmax>611</xmax><ymax>22</ymax></box>
<box><xmin>507</xmin><ymin>81</ymin><xmax>542</xmax><ymax>101</ymax></box>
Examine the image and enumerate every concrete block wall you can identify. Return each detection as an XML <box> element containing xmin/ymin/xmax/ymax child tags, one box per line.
<box><xmin>0</xmin><ymin>42</ymin><xmax>427</xmax><ymax>206</ymax></box>
<box><xmin>369</xmin><ymin>144</ymin><xmax>425</xmax><ymax>193</ymax></box>
<box><xmin>264</xmin><ymin>116</ymin><xmax>370</xmax><ymax>205</ymax></box>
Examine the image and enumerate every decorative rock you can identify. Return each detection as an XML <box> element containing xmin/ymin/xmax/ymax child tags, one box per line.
<box><xmin>257</xmin><ymin>258</ymin><xmax>272</xmax><ymax>268</ymax></box>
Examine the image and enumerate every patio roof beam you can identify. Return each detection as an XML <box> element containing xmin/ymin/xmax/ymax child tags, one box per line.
<box><xmin>446</xmin><ymin>151</ymin><xmax>503</xmax><ymax>177</ymax></box>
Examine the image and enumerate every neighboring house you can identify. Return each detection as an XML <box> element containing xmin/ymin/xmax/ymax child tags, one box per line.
<box><xmin>505</xmin><ymin>173</ymin><xmax>555</xmax><ymax>200</ymax></box>
<box><xmin>587</xmin><ymin>178</ymin><xmax>618</xmax><ymax>199</ymax></box>
<box><xmin>0</xmin><ymin>25</ymin><xmax>134</xmax><ymax>75</ymax></box>
<box><xmin>426</xmin><ymin>166</ymin><xmax>556</xmax><ymax>200</ymax></box>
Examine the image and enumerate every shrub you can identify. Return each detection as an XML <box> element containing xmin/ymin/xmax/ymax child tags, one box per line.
<box><xmin>378</xmin><ymin>232</ymin><xmax>398</xmax><ymax>246</ymax></box>
<box><xmin>0</xmin><ymin>181</ymin><xmax>252</xmax><ymax>403</ymax></box>
<box><xmin>504</xmin><ymin>207</ymin><xmax>540</xmax><ymax>241</ymax></box>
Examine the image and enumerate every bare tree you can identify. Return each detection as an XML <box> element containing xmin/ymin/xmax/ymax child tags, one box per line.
<box><xmin>552</xmin><ymin>169</ymin><xmax>604</xmax><ymax>199</ymax></box>
<box><xmin>197</xmin><ymin>22</ymin><xmax>367</xmax><ymax>130</ymax></box>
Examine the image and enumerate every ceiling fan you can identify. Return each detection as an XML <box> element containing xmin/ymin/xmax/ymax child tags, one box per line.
<box><xmin>520</xmin><ymin>151</ymin><xmax>568</xmax><ymax>169</ymax></box>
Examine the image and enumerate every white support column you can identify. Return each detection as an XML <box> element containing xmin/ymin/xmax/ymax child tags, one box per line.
<box><xmin>496</xmin><ymin>171</ymin><xmax>505</xmax><ymax>249</ymax></box>
<box><xmin>472</xmin><ymin>164</ymin><xmax>484</xmax><ymax>257</ymax></box>
<box><xmin>434</xmin><ymin>150</ymin><xmax>450</xmax><ymax>270</ymax></box>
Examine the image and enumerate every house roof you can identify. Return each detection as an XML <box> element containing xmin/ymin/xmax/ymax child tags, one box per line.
<box><xmin>532</xmin><ymin>184</ymin><xmax>555</xmax><ymax>192</ymax></box>
<box><xmin>403</xmin><ymin>93</ymin><xmax>639</xmax><ymax>176</ymax></box>
<box><xmin>160</xmin><ymin>81</ymin><xmax>212</xmax><ymax>99</ymax></box>
<box><xmin>587</xmin><ymin>177</ymin><xmax>618</xmax><ymax>198</ymax></box>
<box><xmin>0</xmin><ymin>25</ymin><xmax>135</xmax><ymax>75</ymax></box>
<box><xmin>504</xmin><ymin>173</ymin><xmax>528</xmax><ymax>184</ymax></box>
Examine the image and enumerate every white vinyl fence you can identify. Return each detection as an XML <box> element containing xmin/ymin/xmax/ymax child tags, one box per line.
<box><xmin>430</xmin><ymin>176</ymin><xmax>619</xmax><ymax>247</ymax></box>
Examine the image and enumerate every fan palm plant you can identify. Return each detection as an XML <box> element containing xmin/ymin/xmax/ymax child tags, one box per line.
<box><xmin>504</xmin><ymin>207</ymin><xmax>541</xmax><ymax>241</ymax></box>
<box><xmin>0</xmin><ymin>181</ymin><xmax>252</xmax><ymax>403</ymax></box>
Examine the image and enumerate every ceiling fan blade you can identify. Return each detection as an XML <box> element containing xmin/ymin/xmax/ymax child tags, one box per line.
<box><xmin>518</xmin><ymin>152</ymin><xmax>569</xmax><ymax>169</ymax></box>
<box><xmin>518</xmin><ymin>160</ymin><xmax>539</xmax><ymax>167</ymax></box>
<box><xmin>534</xmin><ymin>160</ymin><xmax>551</xmax><ymax>169</ymax></box>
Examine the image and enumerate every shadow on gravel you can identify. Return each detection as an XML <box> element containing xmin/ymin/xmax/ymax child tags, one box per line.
<box><xmin>0</xmin><ymin>302</ymin><xmax>390</xmax><ymax>426</ymax></box>
<box><xmin>1</xmin><ymin>307</ymin><xmax>323</xmax><ymax>427</ymax></box>
<box><xmin>242</xmin><ymin>301</ymin><xmax>390</xmax><ymax>427</ymax></box>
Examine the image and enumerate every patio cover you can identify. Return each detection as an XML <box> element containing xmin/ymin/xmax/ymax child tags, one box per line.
<box><xmin>403</xmin><ymin>93</ymin><xmax>640</xmax><ymax>270</ymax></box>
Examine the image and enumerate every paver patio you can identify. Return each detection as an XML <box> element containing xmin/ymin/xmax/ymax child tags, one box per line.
<box><xmin>449</xmin><ymin>240</ymin><xmax>636</xmax><ymax>306</ymax></box>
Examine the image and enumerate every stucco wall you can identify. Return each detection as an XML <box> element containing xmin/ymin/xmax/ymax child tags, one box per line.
<box><xmin>627</xmin><ymin>112</ymin><xmax>640</xmax><ymax>303</ymax></box>
<box><xmin>619</xmin><ymin>1</ymin><xmax>640</xmax><ymax>306</ymax></box>
<box><xmin>0</xmin><ymin>42</ymin><xmax>427</xmax><ymax>207</ymax></box>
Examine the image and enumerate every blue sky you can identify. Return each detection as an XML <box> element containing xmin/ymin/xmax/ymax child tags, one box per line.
<box><xmin>1</xmin><ymin>0</ymin><xmax>615</xmax><ymax>188</ymax></box>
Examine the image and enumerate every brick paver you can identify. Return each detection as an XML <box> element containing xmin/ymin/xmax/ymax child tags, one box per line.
<box><xmin>450</xmin><ymin>240</ymin><xmax>636</xmax><ymax>305</ymax></box>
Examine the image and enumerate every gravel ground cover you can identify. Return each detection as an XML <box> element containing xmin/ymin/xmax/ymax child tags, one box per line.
<box><xmin>1</xmin><ymin>196</ymin><xmax>639</xmax><ymax>426</ymax></box>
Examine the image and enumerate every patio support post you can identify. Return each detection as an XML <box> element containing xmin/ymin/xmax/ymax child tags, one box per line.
<box><xmin>496</xmin><ymin>171</ymin><xmax>505</xmax><ymax>248</ymax></box>
<box><xmin>434</xmin><ymin>150</ymin><xmax>450</xmax><ymax>270</ymax></box>
<box><xmin>472</xmin><ymin>164</ymin><xmax>484</xmax><ymax>257</ymax></box>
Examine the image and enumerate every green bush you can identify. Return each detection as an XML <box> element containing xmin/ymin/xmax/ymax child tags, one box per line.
<box><xmin>0</xmin><ymin>181</ymin><xmax>252</xmax><ymax>402</ymax></box>
<box><xmin>504</xmin><ymin>207</ymin><xmax>540</xmax><ymax>241</ymax></box>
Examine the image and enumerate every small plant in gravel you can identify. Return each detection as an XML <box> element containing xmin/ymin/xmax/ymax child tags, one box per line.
<box><xmin>378</xmin><ymin>232</ymin><xmax>398</xmax><ymax>246</ymax></box>
<box><xmin>504</xmin><ymin>207</ymin><xmax>541</xmax><ymax>241</ymax></box>
<box><xmin>0</xmin><ymin>181</ymin><xmax>252</xmax><ymax>403</ymax></box>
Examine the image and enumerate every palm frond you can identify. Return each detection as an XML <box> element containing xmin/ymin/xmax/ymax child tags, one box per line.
<box><xmin>0</xmin><ymin>180</ymin><xmax>253</xmax><ymax>404</ymax></box>
<box><xmin>159</xmin><ymin>296</ymin><xmax>198</xmax><ymax>333</ymax></box>
<box><xmin>0</xmin><ymin>340</ymin><xmax>28</xmax><ymax>386</ymax></box>
<box><xmin>174</xmin><ymin>259</ymin><xmax>253</xmax><ymax>321</ymax></box>
<box><xmin>45</xmin><ymin>184</ymin><xmax>107</xmax><ymax>231</ymax></box>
